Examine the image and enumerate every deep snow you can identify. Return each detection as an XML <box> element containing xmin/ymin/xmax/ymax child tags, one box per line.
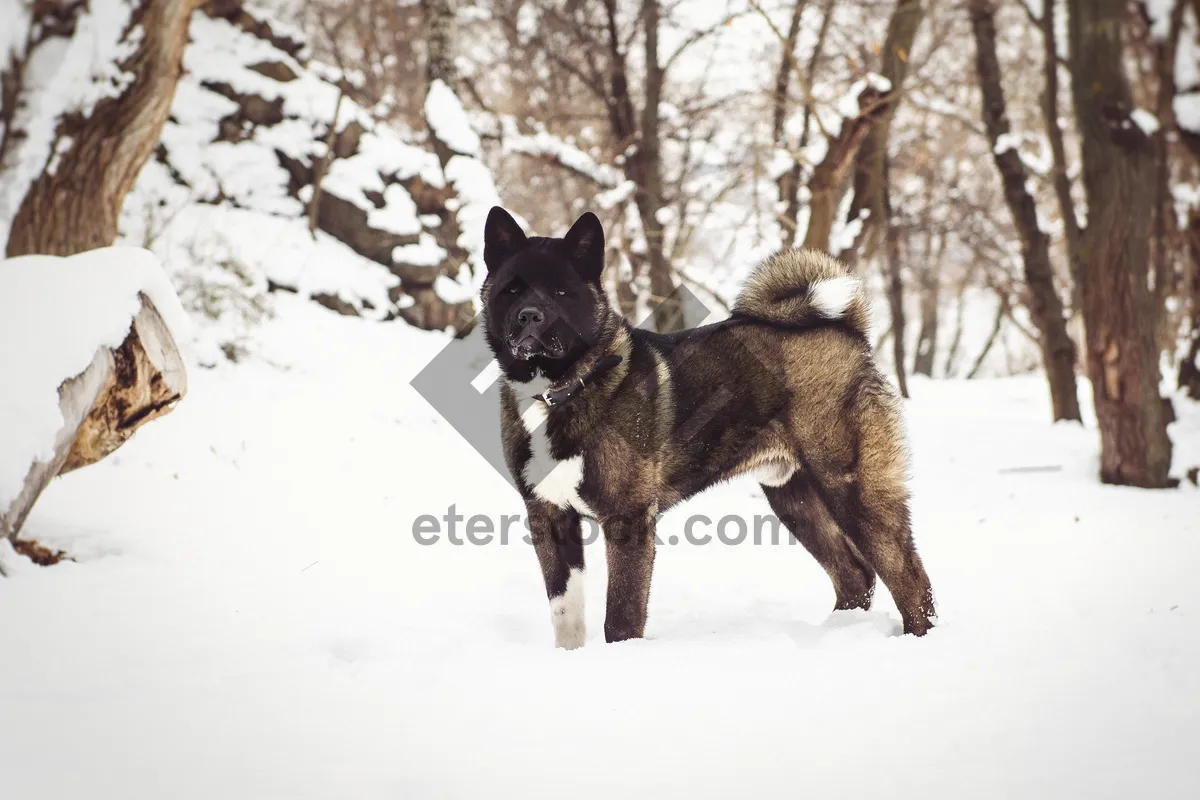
<box><xmin>1</xmin><ymin>295</ymin><xmax>1198</xmax><ymax>799</ymax></box>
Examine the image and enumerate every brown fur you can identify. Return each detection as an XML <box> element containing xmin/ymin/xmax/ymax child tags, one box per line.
<box><xmin>733</xmin><ymin>248</ymin><xmax>871</xmax><ymax>336</ymax></box>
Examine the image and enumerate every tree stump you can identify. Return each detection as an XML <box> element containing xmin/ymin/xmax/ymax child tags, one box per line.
<box><xmin>0</xmin><ymin>295</ymin><xmax>187</xmax><ymax>543</ymax></box>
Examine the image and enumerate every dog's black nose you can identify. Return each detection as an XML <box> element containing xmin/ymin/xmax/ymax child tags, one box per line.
<box><xmin>518</xmin><ymin>306</ymin><xmax>545</xmax><ymax>326</ymax></box>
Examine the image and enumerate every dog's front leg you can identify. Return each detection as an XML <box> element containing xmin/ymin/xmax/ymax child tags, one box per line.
<box><xmin>528</xmin><ymin>500</ymin><xmax>586</xmax><ymax>649</ymax></box>
<box><xmin>602</xmin><ymin>512</ymin><xmax>656</xmax><ymax>643</ymax></box>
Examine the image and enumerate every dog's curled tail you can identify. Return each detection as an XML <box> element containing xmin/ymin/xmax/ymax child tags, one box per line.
<box><xmin>733</xmin><ymin>249</ymin><xmax>869</xmax><ymax>336</ymax></box>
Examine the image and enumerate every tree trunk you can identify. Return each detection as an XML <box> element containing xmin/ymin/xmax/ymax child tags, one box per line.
<box><xmin>966</xmin><ymin>297</ymin><xmax>1006</xmax><ymax>380</ymax></box>
<box><xmin>1182</xmin><ymin>331</ymin><xmax>1200</xmax><ymax>399</ymax></box>
<box><xmin>882</xmin><ymin>164</ymin><xmax>909</xmax><ymax>398</ymax></box>
<box><xmin>770</xmin><ymin>1</ymin><xmax>808</xmax><ymax>146</ymax></box>
<box><xmin>1</xmin><ymin>295</ymin><xmax>186</xmax><ymax>542</ymax></box>
<box><xmin>1168</xmin><ymin>1</ymin><xmax>1200</xmax><ymax>399</ymax></box>
<box><xmin>771</xmin><ymin>0</ymin><xmax>808</xmax><ymax>245</ymax></box>
<box><xmin>1180</xmin><ymin>208</ymin><xmax>1200</xmax><ymax>398</ymax></box>
<box><xmin>638</xmin><ymin>0</ymin><xmax>677</xmax><ymax>332</ymax></box>
<box><xmin>1040</xmin><ymin>0</ymin><xmax>1082</xmax><ymax>313</ymax></box>
<box><xmin>784</xmin><ymin>0</ymin><xmax>835</xmax><ymax>247</ymax></box>
<box><xmin>942</xmin><ymin>284</ymin><xmax>967</xmax><ymax>377</ymax></box>
<box><xmin>1148</xmin><ymin>2</ymin><xmax>1185</xmax><ymax>348</ymax></box>
<box><xmin>969</xmin><ymin>0</ymin><xmax>1080</xmax><ymax>421</ymax></box>
<box><xmin>5</xmin><ymin>0</ymin><xmax>202</xmax><ymax>257</ymax></box>
<box><xmin>802</xmin><ymin>85</ymin><xmax>890</xmax><ymax>254</ymax></box>
<box><xmin>1067</xmin><ymin>0</ymin><xmax>1174</xmax><ymax>487</ymax></box>
<box><xmin>911</xmin><ymin>231</ymin><xmax>942</xmax><ymax>377</ymax></box>
<box><xmin>600</xmin><ymin>0</ymin><xmax>677</xmax><ymax>330</ymax></box>
<box><xmin>844</xmin><ymin>0</ymin><xmax>924</xmax><ymax>257</ymax></box>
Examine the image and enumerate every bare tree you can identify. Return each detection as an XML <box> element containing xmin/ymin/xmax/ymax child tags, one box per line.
<box><xmin>6</xmin><ymin>0</ymin><xmax>203</xmax><ymax>256</ymax></box>
<box><xmin>845</xmin><ymin>0</ymin><xmax>924</xmax><ymax>249</ymax></box>
<box><xmin>634</xmin><ymin>0</ymin><xmax>675</xmax><ymax>331</ymax></box>
<box><xmin>845</xmin><ymin>0</ymin><xmax>925</xmax><ymax>397</ymax></box>
<box><xmin>1039</xmin><ymin>0</ymin><xmax>1082</xmax><ymax>308</ymax></box>
<box><xmin>911</xmin><ymin>176</ymin><xmax>948</xmax><ymax>377</ymax></box>
<box><xmin>770</xmin><ymin>0</ymin><xmax>810</xmax><ymax>245</ymax></box>
<box><xmin>969</xmin><ymin>0</ymin><xmax>1080</xmax><ymax>421</ymax></box>
<box><xmin>1067</xmin><ymin>0</ymin><xmax>1173</xmax><ymax>487</ymax></box>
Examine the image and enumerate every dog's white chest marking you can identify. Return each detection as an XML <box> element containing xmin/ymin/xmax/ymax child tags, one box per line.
<box><xmin>518</xmin><ymin>391</ymin><xmax>596</xmax><ymax>518</ymax></box>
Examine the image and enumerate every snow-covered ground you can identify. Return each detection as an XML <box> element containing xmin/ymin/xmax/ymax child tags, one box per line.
<box><xmin>1</xmin><ymin>295</ymin><xmax>1198</xmax><ymax>799</ymax></box>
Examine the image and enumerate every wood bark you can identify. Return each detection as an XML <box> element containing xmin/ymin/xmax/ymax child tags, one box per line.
<box><xmin>770</xmin><ymin>0</ymin><xmax>808</xmax><ymax>245</ymax></box>
<box><xmin>770</xmin><ymin>1</ymin><xmax>808</xmax><ymax>146</ymax></box>
<box><xmin>638</xmin><ymin>0</ymin><xmax>676</xmax><ymax>332</ymax></box>
<box><xmin>942</xmin><ymin>285</ymin><xmax>967</xmax><ymax>377</ymax></box>
<box><xmin>1067</xmin><ymin>0</ymin><xmax>1173</xmax><ymax>487</ymax></box>
<box><xmin>912</xmin><ymin>228</ymin><xmax>944</xmax><ymax>377</ymax></box>
<box><xmin>1147</xmin><ymin>3</ymin><xmax>1185</xmax><ymax>342</ymax></box>
<box><xmin>786</xmin><ymin>0</ymin><xmax>836</xmax><ymax>247</ymax></box>
<box><xmin>1168</xmin><ymin>1</ymin><xmax>1200</xmax><ymax>398</ymax></box>
<box><xmin>1181</xmin><ymin>320</ymin><xmax>1200</xmax><ymax>399</ymax></box>
<box><xmin>5</xmin><ymin>0</ymin><xmax>202</xmax><ymax>257</ymax></box>
<box><xmin>882</xmin><ymin>167</ymin><xmax>908</xmax><ymax>398</ymax></box>
<box><xmin>1</xmin><ymin>296</ymin><xmax>187</xmax><ymax>542</ymax></box>
<box><xmin>599</xmin><ymin>0</ymin><xmax>677</xmax><ymax>330</ymax></box>
<box><xmin>969</xmin><ymin>0</ymin><xmax>1080</xmax><ymax>421</ymax></box>
<box><xmin>966</xmin><ymin>296</ymin><xmax>1006</xmax><ymax>380</ymax></box>
<box><xmin>844</xmin><ymin>0</ymin><xmax>924</xmax><ymax>253</ymax></box>
<box><xmin>840</xmin><ymin>0</ymin><xmax>923</xmax><ymax>395</ymax></box>
<box><xmin>1040</xmin><ymin>0</ymin><xmax>1082</xmax><ymax>310</ymax></box>
<box><xmin>1180</xmin><ymin>207</ymin><xmax>1200</xmax><ymax>399</ymax></box>
<box><xmin>802</xmin><ymin>86</ymin><xmax>890</xmax><ymax>254</ymax></box>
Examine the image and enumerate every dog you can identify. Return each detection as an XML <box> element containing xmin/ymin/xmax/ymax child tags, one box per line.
<box><xmin>481</xmin><ymin>206</ymin><xmax>935</xmax><ymax>648</ymax></box>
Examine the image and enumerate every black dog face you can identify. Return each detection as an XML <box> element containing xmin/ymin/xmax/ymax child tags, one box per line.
<box><xmin>481</xmin><ymin>207</ymin><xmax>607</xmax><ymax>383</ymax></box>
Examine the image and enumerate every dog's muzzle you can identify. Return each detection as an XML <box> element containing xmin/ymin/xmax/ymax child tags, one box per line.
<box><xmin>512</xmin><ymin>336</ymin><xmax>546</xmax><ymax>360</ymax></box>
<box><xmin>509</xmin><ymin>330</ymin><xmax>565</xmax><ymax>360</ymax></box>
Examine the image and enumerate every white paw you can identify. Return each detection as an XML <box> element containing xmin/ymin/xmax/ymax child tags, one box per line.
<box><xmin>554</xmin><ymin>619</ymin><xmax>587</xmax><ymax>650</ymax></box>
<box><xmin>550</xmin><ymin>567</ymin><xmax>586</xmax><ymax>649</ymax></box>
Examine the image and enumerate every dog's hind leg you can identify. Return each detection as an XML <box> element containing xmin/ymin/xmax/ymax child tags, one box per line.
<box><xmin>528</xmin><ymin>501</ymin><xmax>587</xmax><ymax>649</ymax></box>
<box><xmin>819</xmin><ymin>393</ymin><xmax>936</xmax><ymax>636</ymax></box>
<box><xmin>828</xmin><ymin>488</ymin><xmax>935</xmax><ymax>636</ymax></box>
<box><xmin>763</xmin><ymin>475</ymin><xmax>875</xmax><ymax>612</ymax></box>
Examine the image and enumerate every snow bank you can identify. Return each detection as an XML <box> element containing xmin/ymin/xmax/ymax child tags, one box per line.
<box><xmin>0</xmin><ymin>247</ymin><xmax>187</xmax><ymax>509</ymax></box>
<box><xmin>121</xmin><ymin>9</ymin><xmax>415</xmax><ymax>312</ymax></box>
<box><xmin>120</xmin><ymin>5</ymin><xmax>483</xmax><ymax>339</ymax></box>
<box><xmin>425</xmin><ymin>79</ymin><xmax>483</xmax><ymax>157</ymax></box>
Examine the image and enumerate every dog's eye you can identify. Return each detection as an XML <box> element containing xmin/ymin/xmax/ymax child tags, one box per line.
<box><xmin>554</xmin><ymin>289</ymin><xmax>567</xmax><ymax>297</ymax></box>
<box><xmin>507</xmin><ymin>285</ymin><xmax>521</xmax><ymax>294</ymax></box>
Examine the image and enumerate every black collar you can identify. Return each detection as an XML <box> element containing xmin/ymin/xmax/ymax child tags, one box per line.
<box><xmin>535</xmin><ymin>354</ymin><xmax>624</xmax><ymax>407</ymax></box>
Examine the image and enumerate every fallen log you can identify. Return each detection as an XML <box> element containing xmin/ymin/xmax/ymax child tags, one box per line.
<box><xmin>1</xmin><ymin>294</ymin><xmax>187</xmax><ymax>543</ymax></box>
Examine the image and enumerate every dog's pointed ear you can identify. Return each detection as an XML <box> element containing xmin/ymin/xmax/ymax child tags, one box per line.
<box><xmin>484</xmin><ymin>206</ymin><xmax>527</xmax><ymax>273</ymax></box>
<box><xmin>562</xmin><ymin>211</ymin><xmax>605</xmax><ymax>282</ymax></box>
